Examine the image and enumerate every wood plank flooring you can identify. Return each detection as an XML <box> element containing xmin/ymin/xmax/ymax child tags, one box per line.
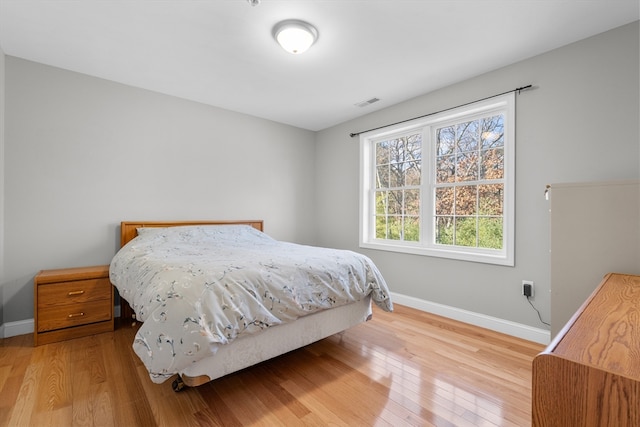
<box><xmin>0</xmin><ymin>304</ymin><xmax>545</xmax><ymax>426</ymax></box>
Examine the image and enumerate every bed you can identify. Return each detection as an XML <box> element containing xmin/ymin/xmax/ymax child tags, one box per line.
<box><xmin>110</xmin><ymin>220</ymin><xmax>393</xmax><ymax>390</ymax></box>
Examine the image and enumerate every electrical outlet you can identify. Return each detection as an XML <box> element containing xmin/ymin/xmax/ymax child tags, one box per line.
<box><xmin>522</xmin><ymin>280</ymin><xmax>534</xmax><ymax>297</ymax></box>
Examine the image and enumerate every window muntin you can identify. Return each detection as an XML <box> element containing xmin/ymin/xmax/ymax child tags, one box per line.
<box><xmin>360</xmin><ymin>93</ymin><xmax>514</xmax><ymax>266</ymax></box>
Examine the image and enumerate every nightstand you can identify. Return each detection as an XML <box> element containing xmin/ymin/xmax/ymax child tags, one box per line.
<box><xmin>34</xmin><ymin>264</ymin><xmax>114</xmax><ymax>346</ymax></box>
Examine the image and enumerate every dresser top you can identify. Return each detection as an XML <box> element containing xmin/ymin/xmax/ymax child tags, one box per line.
<box><xmin>551</xmin><ymin>273</ymin><xmax>640</xmax><ymax>380</ymax></box>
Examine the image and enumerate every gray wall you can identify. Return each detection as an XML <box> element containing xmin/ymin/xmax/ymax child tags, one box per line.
<box><xmin>315</xmin><ymin>21</ymin><xmax>639</xmax><ymax>330</ymax></box>
<box><xmin>3</xmin><ymin>57</ymin><xmax>316</xmax><ymax>323</ymax></box>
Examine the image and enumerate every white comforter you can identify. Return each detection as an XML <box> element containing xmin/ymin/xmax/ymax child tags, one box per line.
<box><xmin>109</xmin><ymin>225</ymin><xmax>392</xmax><ymax>383</ymax></box>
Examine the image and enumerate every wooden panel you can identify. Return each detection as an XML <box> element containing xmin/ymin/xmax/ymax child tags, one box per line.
<box><xmin>120</xmin><ymin>220</ymin><xmax>264</xmax><ymax>247</ymax></box>
<box><xmin>532</xmin><ymin>273</ymin><xmax>640</xmax><ymax>426</ymax></box>
<box><xmin>34</xmin><ymin>265</ymin><xmax>110</xmax><ymax>284</ymax></box>
<box><xmin>37</xmin><ymin>278</ymin><xmax>111</xmax><ymax>308</ymax></box>
<box><xmin>37</xmin><ymin>299</ymin><xmax>113</xmax><ymax>332</ymax></box>
<box><xmin>34</xmin><ymin>321</ymin><xmax>115</xmax><ymax>346</ymax></box>
<box><xmin>533</xmin><ymin>355</ymin><xmax>640</xmax><ymax>426</ymax></box>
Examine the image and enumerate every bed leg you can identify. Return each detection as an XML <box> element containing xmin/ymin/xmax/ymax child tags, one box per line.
<box><xmin>172</xmin><ymin>375</ymin><xmax>186</xmax><ymax>392</ymax></box>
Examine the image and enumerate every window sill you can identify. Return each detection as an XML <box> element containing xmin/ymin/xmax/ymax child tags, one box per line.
<box><xmin>360</xmin><ymin>241</ymin><xmax>514</xmax><ymax>266</ymax></box>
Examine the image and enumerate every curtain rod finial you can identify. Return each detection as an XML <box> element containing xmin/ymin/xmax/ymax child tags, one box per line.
<box><xmin>517</xmin><ymin>85</ymin><xmax>533</xmax><ymax>94</ymax></box>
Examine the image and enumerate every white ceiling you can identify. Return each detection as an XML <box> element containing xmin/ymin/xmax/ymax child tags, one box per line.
<box><xmin>0</xmin><ymin>1</ymin><xmax>638</xmax><ymax>131</ymax></box>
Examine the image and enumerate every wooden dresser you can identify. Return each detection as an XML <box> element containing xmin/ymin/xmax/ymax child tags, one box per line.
<box><xmin>34</xmin><ymin>265</ymin><xmax>114</xmax><ymax>346</ymax></box>
<box><xmin>532</xmin><ymin>273</ymin><xmax>640</xmax><ymax>426</ymax></box>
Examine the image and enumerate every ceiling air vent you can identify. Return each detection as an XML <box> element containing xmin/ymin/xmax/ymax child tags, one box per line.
<box><xmin>354</xmin><ymin>97</ymin><xmax>380</xmax><ymax>108</ymax></box>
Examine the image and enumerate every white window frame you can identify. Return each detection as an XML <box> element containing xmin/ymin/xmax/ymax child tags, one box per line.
<box><xmin>359</xmin><ymin>93</ymin><xmax>515</xmax><ymax>266</ymax></box>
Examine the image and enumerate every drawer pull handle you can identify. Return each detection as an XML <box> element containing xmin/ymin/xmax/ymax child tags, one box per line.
<box><xmin>68</xmin><ymin>290</ymin><xmax>85</xmax><ymax>296</ymax></box>
<box><xmin>68</xmin><ymin>312</ymin><xmax>85</xmax><ymax>318</ymax></box>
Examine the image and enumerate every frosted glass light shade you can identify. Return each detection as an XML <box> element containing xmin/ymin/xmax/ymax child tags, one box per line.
<box><xmin>273</xmin><ymin>20</ymin><xmax>318</xmax><ymax>54</ymax></box>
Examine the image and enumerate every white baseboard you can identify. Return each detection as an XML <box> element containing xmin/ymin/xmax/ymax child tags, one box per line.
<box><xmin>1</xmin><ymin>305</ymin><xmax>122</xmax><ymax>339</ymax></box>
<box><xmin>390</xmin><ymin>291</ymin><xmax>551</xmax><ymax>345</ymax></box>
<box><xmin>1</xmin><ymin>318</ymin><xmax>34</xmax><ymax>339</ymax></box>
<box><xmin>2</xmin><ymin>300</ymin><xmax>549</xmax><ymax>345</ymax></box>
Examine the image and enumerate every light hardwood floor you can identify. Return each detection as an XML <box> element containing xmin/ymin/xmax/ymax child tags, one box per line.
<box><xmin>0</xmin><ymin>304</ymin><xmax>545</xmax><ymax>426</ymax></box>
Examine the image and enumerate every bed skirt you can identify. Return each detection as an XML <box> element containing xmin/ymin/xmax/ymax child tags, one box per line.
<box><xmin>178</xmin><ymin>296</ymin><xmax>373</xmax><ymax>387</ymax></box>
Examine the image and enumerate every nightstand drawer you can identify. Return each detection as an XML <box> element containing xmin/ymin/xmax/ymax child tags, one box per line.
<box><xmin>37</xmin><ymin>278</ymin><xmax>111</xmax><ymax>308</ymax></box>
<box><xmin>37</xmin><ymin>299</ymin><xmax>113</xmax><ymax>332</ymax></box>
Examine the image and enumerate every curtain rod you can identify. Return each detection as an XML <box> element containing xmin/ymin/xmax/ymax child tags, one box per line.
<box><xmin>349</xmin><ymin>84</ymin><xmax>533</xmax><ymax>138</ymax></box>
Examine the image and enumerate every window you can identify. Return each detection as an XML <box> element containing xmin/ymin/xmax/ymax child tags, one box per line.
<box><xmin>360</xmin><ymin>93</ymin><xmax>514</xmax><ymax>265</ymax></box>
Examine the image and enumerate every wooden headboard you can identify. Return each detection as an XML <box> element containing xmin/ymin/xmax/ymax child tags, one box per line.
<box><xmin>120</xmin><ymin>220</ymin><xmax>264</xmax><ymax>247</ymax></box>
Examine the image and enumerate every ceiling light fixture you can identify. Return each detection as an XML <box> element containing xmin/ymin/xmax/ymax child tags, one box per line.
<box><xmin>272</xmin><ymin>20</ymin><xmax>318</xmax><ymax>54</ymax></box>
